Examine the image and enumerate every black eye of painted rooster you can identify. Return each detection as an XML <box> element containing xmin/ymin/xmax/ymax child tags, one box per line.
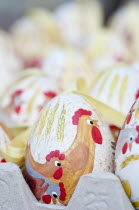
<box><xmin>87</xmin><ymin>120</ymin><xmax>93</xmax><ymax>125</ymax></box>
<box><xmin>52</xmin><ymin>192</ymin><xmax>58</xmax><ymax>198</ymax></box>
<box><xmin>55</xmin><ymin>161</ymin><xmax>61</xmax><ymax>167</ymax></box>
<box><xmin>130</xmin><ymin>137</ymin><xmax>133</xmax><ymax>141</ymax></box>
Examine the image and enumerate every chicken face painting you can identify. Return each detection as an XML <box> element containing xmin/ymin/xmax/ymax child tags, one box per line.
<box><xmin>25</xmin><ymin>93</ymin><xmax>114</xmax><ymax>205</ymax></box>
<box><xmin>115</xmin><ymin>98</ymin><xmax>139</xmax><ymax>209</ymax></box>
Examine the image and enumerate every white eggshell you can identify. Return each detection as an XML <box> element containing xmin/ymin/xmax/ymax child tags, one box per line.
<box><xmin>115</xmin><ymin>98</ymin><xmax>139</xmax><ymax>209</ymax></box>
<box><xmin>89</xmin><ymin>64</ymin><xmax>139</xmax><ymax>115</ymax></box>
<box><xmin>25</xmin><ymin>93</ymin><xmax>114</xmax><ymax>205</ymax></box>
<box><xmin>0</xmin><ymin>69</ymin><xmax>60</xmax><ymax>126</ymax></box>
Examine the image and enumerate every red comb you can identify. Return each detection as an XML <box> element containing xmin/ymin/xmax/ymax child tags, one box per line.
<box><xmin>72</xmin><ymin>109</ymin><xmax>92</xmax><ymax>125</ymax></box>
<box><xmin>46</xmin><ymin>150</ymin><xmax>65</xmax><ymax>162</ymax></box>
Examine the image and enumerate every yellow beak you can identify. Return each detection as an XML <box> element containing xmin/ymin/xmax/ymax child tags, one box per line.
<box><xmin>129</xmin><ymin>143</ymin><xmax>132</xmax><ymax>152</ymax></box>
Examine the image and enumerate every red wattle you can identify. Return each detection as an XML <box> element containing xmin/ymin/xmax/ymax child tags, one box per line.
<box><xmin>122</xmin><ymin>142</ymin><xmax>128</xmax><ymax>154</ymax></box>
<box><xmin>53</xmin><ymin>167</ymin><xmax>63</xmax><ymax>180</ymax></box>
<box><xmin>59</xmin><ymin>182</ymin><xmax>66</xmax><ymax>201</ymax></box>
<box><xmin>42</xmin><ymin>195</ymin><xmax>51</xmax><ymax>204</ymax></box>
<box><xmin>92</xmin><ymin>126</ymin><xmax>103</xmax><ymax>144</ymax></box>
<box><xmin>135</xmin><ymin>135</ymin><xmax>139</xmax><ymax>144</ymax></box>
<box><xmin>136</xmin><ymin>126</ymin><xmax>139</xmax><ymax>132</ymax></box>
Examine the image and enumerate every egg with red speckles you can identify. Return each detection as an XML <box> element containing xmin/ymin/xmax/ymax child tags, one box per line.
<box><xmin>0</xmin><ymin>69</ymin><xmax>61</xmax><ymax>127</ymax></box>
<box><xmin>25</xmin><ymin>93</ymin><xmax>115</xmax><ymax>205</ymax></box>
<box><xmin>115</xmin><ymin>97</ymin><xmax>139</xmax><ymax>209</ymax></box>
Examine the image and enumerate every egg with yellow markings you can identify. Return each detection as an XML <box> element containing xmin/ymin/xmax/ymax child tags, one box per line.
<box><xmin>89</xmin><ymin>64</ymin><xmax>139</xmax><ymax>115</ymax></box>
<box><xmin>0</xmin><ymin>69</ymin><xmax>60</xmax><ymax>127</ymax></box>
<box><xmin>115</xmin><ymin>98</ymin><xmax>139</xmax><ymax>210</ymax></box>
<box><xmin>25</xmin><ymin>93</ymin><xmax>115</xmax><ymax>205</ymax></box>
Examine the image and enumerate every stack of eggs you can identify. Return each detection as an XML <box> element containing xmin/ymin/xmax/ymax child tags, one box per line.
<box><xmin>1</xmin><ymin>0</ymin><xmax>139</xmax><ymax>208</ymax></box>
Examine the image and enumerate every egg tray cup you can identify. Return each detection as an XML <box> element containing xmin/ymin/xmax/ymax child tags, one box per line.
<box><xmin>0</xmin><ymin>163</ymin><xmax>134</xmax><ymax>210</ymax></box>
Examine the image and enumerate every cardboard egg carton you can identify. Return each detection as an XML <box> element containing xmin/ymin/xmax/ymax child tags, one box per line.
<box><xmin>0</xmin><ymin>163</ymin><xmax>135</xmax><ymax>210</ymax></box>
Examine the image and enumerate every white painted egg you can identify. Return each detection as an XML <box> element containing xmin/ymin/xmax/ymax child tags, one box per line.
<box><xmin>0</xmin><ymin>30</ymin><xmax>22</xmax><ymax>95</ymax></box>
<box><xmin>89</xmin><ymin>64</ymin><xmax>139</xmax><ymax>115</ymax></box>
<box><xmin>0</xmin><ymin>69</ymin><xmax>60</xmax><ymax>126</ymax></box>
<box><xmin>11</xmin><ymin>8</ymin><xmax>60</xmax><ymax>63</ymax></box>
<box><xmin>55</xmin><ymin>0</ymin><xmax>103</xmax><ymax>49</ymax></box>
<box><xmin>115</xmin><ymin>98</ymin><xmax>139</xmax><ymax>209</ymax></box>
<box><xmin>41</xmin><ymin>47</ymin><xmax>90</xmax><ymax>90</ymax></box>
<box><xmin>25</xmin><ymin>93</ymin><xmax>114</xmax><ymax>205</ymax></box>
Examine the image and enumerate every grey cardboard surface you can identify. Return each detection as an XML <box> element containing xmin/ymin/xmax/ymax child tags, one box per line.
<box><xmin>0</xmin><ymin>163</ymin><xmax>135</xmax><ymax>210</ymax></box>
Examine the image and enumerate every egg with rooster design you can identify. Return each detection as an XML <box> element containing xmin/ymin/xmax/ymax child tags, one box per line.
<box><xmin>0</xmin><ymin>69</ymin><xmax>60</xmax><ymax>127</ymax></box>
<box><xmin>25</xmin><ymin>93</ymin><xmax>114</xmax><ymax>205</ymax></box>
<box><xmin>115</xmin><ymin>98</ymin><xmax>139</xmax><ymax>209</ymax></box>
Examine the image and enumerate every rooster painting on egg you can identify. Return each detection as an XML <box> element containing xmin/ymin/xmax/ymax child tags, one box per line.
<box><xmin>115</xmin><ymin>99</ymin><xmax>139</xmax><ymax>209</ymax></box>
<box><xmin>25</xmin><ymin>93</ymin><xmax>114</xmax><ymax>205</ymax></box>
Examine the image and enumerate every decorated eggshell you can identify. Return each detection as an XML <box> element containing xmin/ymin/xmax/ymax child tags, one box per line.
<box><xmin>25</xmin><ymin>93</ymin><xmax>114</xmax><ymax>205</ymax></box>
<box><xmin>89</xmin><ymin>64</ymin><xmax>139</xmax><ymax>115</ymax></box>
<box><xmin>55</xmin><ymin>0</ymin><xmax>103</xmax><ymax>49</ymax></box>
<box><xmin>41</xmin><ymin>47</ymin><xmax>90</xmax><ymax>91</ymax></box>
<box><xmin>109</xmin><ymin>1</ymin><xmax>139</xmax><ymax>59</ymax></box>
<box><xmin>115</xmin><ymin>98</ymin><xmax>139</xmax><ymax>209</ymax></box>
<box><xmin>0</xmin><ymin>30</ymin><xmax>22</xmax><ymax>95</ymax></box>
<box><xmin>85</xmin><ymin>29</ymin><xmax>133</xmax><ymax>73</ymax></box>
<box><xmin>11</xmin><ymin>8</ymin><xmax>61</xmax><ymax>64</ymax></box>
<box><xmin>0</xmin><ymin>69</ymin><xmax>60</xmax><ymax>127</ymax></box>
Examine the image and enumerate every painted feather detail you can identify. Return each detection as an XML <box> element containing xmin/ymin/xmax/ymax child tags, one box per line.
<box><xmin>91</xmin><ymin>71</ymin><xmax>105</xmax><ymax>88</ymax></box>
<box><xmin>119</xmin><ymin>75</ymin><xmax>128</xmax><ymax>108</ymax></box>
<box><xmin>98</xmin><ymin>71</ymin><xmax>111</xmax><ymax>96</ymax></box>
<box><xmin>25</xmin><ymin>79</ymin><xmax>37</xmax><ymax>90</ymax></box>
<box><xmin>120</xmin><ymin>155</ymin><xmax>139</xmax><ymax>168</ymax></box>
<box><xmin>109</xmin><ymin>74</ymin><xmax>119</xmax><ymax>99</ymax></box>
<box><xmin>57</xmin><ymin>105</ymin><xmax>66</xmax><ymax>142</ymax></box>
<box><xmin>26</xmin><ymin>88</ymin><xmax>40</xmax><ymax>114</ymax></box>
<box><xmin>121</xmin><ymin>180</ymin><xmax>131</xmax><ymax>198</ymax></box>
<box><xmin>37</xmin><ymin>106</ymin><xmax>50</xmax><ymax>140</ymax></box>
<box><xmin>46</xmin><ymin>102</ymin><xmax>59</xmax><ymax>140</ymax></box>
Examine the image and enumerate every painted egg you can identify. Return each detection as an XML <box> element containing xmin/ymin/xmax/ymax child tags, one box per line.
<box><xmin>89</xmin><ymin>64</ymin><xmax>139</xmax><ymax>115</ymax></box>
<box><xmin>109</xmin><ymin>1</ymin><xmax>139</xmax><ymax>59</ymax></box>
<box><xmin>0</xmin><ymin>69</ymin><xmax>60</xmax><ymax>126</ymax></box>
<box><xmin>11</xmin><ymin>8</ymin><xmax>60</xmax><ymax>65</ymax></box>
<box><xmin>41</xmin><ymin>47</ymin><xmax>90</xmax><ymax>90</ymax></box>
<box><xmin>85</xmin><ymin>29</ymin><xmax>133</xmax><ymax>73</ymax></box>
<box><xmin>0</xmin><ymin>30</ymin><xmax>22</xmax><ymax>95</ymax></box>
<box><xmin>115</xmin><ymin>98</ymin><xmax>139</xmax><ymax>209</ymax></box>
<box><xmin>55</xmin><ymin>0</ymin><xmax>103</xmax><ymax>49</ymax></box>
<box><xmin>25</xmin><ymin>93</ymin><xmax>114</xmax><ymax>205</ymax></box>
